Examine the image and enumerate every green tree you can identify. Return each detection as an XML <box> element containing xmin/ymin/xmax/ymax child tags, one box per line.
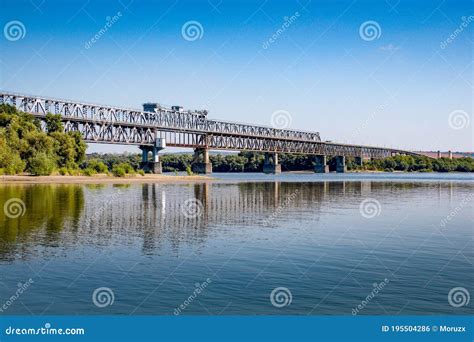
<box><xmin>45</xmin><ymin>113</ymin><xmax>64</xmax><ymax>133</ymax></box>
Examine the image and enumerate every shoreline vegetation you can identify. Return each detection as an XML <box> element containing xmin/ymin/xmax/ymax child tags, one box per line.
<box><xmin>1</xmin><ymin>104</ymin><xmax>473</xmax><ymax>180</ymax></box>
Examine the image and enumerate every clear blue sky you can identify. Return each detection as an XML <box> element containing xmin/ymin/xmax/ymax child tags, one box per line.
<box><xmin>1</xmin><ymin>0</ymin><xmax>472</xmax><ymax>153</ymax></box>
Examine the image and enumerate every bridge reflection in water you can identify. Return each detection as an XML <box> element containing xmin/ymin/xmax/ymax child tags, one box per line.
<box><xmin>0</xmin><ymin>180</ymin><xmax>456</xmax><ymax>260</ymax></box>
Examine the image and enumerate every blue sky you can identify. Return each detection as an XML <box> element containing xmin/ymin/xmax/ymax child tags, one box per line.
<box><xmin>1</xmin><ymin>0</ymin><xmax>472</xmax><ymax>153</ymax></box>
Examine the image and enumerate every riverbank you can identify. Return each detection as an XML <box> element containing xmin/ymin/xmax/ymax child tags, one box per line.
<box><xmin>0</xmin><ymin>174</ymin><xmax>213</xmax><ymax>184</ymax></box>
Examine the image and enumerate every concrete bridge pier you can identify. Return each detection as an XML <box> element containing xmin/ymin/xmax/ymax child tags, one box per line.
<box><xmin>139</xmin><ymin>146</ymin><xmax>163</xmax><ymax>174</ymax></box>
<box><xmin>263</xmin><ymin>152</ymin><xmax>281</xmax><ymax>174</ymax></box>
<box><xmin>336</xmin><ymin>156</ymin><xmax>347</xmax><ymax>173</ymax></box>
<box><xmin>314</xmin><ymin>155</ymin><xmax>329</xmax><ymax>173</ymax></box>
<box><xmin>192</xmin><ymin>148</ymin><xmax>212</xmax><ymax>174</ymax></box>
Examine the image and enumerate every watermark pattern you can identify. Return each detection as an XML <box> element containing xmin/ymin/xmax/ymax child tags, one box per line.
<box><xmin>440</xmin><ymin>193</ymin><xmax>474</xmax><ymax>227</ymax></box>
<box><xmin>270</xmin><ymin>110</ymin><xmax>292</xmax><ymax>129</ymax></box>
<box><xmin>351</xmin><ymin>101</ymin><xmax>391</xmax><ymax>141</ymax></box>
<box><xmin>262</xmin><ymin>12</ymin><xmax>300</xmax><ymax>49</ymax></box>
<box><xmin>440</xmin><ymin>16</ymin><xmax>474</xmax><ymax>49</ymax></box>
<box><xmin>181</xmin><ymin>198</ymin><xmax>204</xmax><ymax>218</ymax></box>
<box><xmin>86</xmin><ymin>190</ymin><xmax>123</xmax><ymax>225</ymax></box>
<box><xmin>448</xmin><ymin>110</ymin><xmax>470</xmax><ymax>130</ymax></box>
<box><xmin>174</xmin><ymin>278</ymin><xmax>212</xmax><ymax>315</ymax></box>
<box><xmin>448</xmin><ymin>287</ymin><xmax>470</xmax><ymax>308</ymax></box>
<box><xmin>181</xmin><ymin>21</ymin><xmax>204</xmax><ymax>41</ymax></box>
<box><xmin>92</xmin><ymin>287</ymin><xmax>114</xmax><ymax>308</ymax></box>
<box><xmin>352</xmin><ymin>278</ymin><xmax>389</xmax><ymax>315</ymax></box>
<box><xmin>359</xmin><ymin>21</ymin><xmax>382</xmax><ymax>41</ymax></box>
<box><xmin>3</xmin><ymin>198</ymin><xmax>26</xmax><ymax>218</ymax></box>
<box><xmin>84</xmin><ymin>12</ymin><xmax>122</xmax><ymax>49</ymax></box>
<box><xmin>3</xmin><ymin>20</ymin><xmax>26</xmax><ymax>41</ymax></box>
<box><xmin>359</xmin><ymin>198</ymin><xmax>382</xmax><ymax>219</ymax></box>
<box><xmin>263</xmin><ymin>190</ymin><xmax>299</xmax><ymax>226</ymax></box>
<box><xmin>0</xmin><ymin>279</ymin><xmax>34</xmax><ymax>313</ymax></box>
<box><xmin>5</xmin><ymin>323</ymin><xmax>85</xmax><ymax>336</ymax></box>
<box><xmin>270</xmin><ymin>287</ymin><xmax>292</xmax><ymax>308</ymax></box>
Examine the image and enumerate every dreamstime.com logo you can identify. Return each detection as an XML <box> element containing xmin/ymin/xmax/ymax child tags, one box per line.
<box><xmin>359</xmin><ymin>21</ymin><xmax>382</xmax><ymax>41</ymax></box>
<box><xmin>3</xmin><ymin>198</ymin><xmax>26</xmax><ymax>218</ymax></box>
<box><xmin>359</xmin><ymin>198</ymin><xmax>382</xmax><ymax>219</ymax></box>
<box><xmin>84</xmin><ymin>12</ymin><xmax>122</xmax><ymax>49</ymax></box>
<box><xmin>0</xmin><ymin>279</ymin><xmax>34</xmax><ymax>313</ymax></box>
<box><xmin>271</xmin><ymin>110</ymin><xmax>292</xmax><ymax>129</ymax></box>
<box><xmin>92</xmin><ymin>287</ymin><xmax>115</xmax><ymax>308</ymax></box>
<box><xmin>263</xmin><ymin>189</ymin><xmax>299</xmax><ymax>226</ymax></box>
<box><xmin>181</xmin><ymin>198</ymin><xmax>204</xmax><ymax>218</ymax></box>
<box><xmin>270</xmin><ymin>287</ymin><xmax>292</xmax><ymax>308</ymax></box>
<box><xmin>448</xmin><ymin>287</ymin><xmax>470</xmax><ymax>308</ymax></box>
<box><xmin>3</xmin><ymin>20</ymin><xmax>26</xmax><ymax>41</ymax></box>
<box><xmin>262</xmin><ymin>11</ymin><xmax>300</xmax><ymax>49</ymax></box>
<box><xmin>440</xmin><ymin>193</ymin><xmax>474</xmax><ymax>227</ymax></box>
<box><xmin>440</xmin><ymin>16</ymin><xmax>474</xmax><ymax>49</ymax></box>
<box><xmin>174</xmin><ymin>278</ymin><xmax>212</xmax><ymax>315</ymax></box>
<box><xmin>352</xmin><ymin>278</ymin><xmax>390</xmax><ymax>315</ymax></box>
<box><xmin>448</xmin><ymin>110</ymin><xmax>470</xmax><ymax>130</ymax></box>
<box><xmin>181</xmin><ymin>21</ymin><xmax>204</xmax><ymax>41</ymax></box>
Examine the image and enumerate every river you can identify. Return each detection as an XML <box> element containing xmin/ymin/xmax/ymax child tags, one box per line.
<box><xmin>0</xmin><ymin>173</ymin><xmax>472</xmax><ymax>315</ymax></box>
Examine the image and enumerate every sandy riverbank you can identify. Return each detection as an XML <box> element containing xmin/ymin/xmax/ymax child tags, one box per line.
<box><xmin>0</xmin><ymin>174</ymin><xmax>213</xmax><ymax>184</ymax></box>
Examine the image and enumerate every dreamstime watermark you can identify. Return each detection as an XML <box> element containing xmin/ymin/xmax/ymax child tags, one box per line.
<box><xmin>270</xmin><ymin>110</ymin><xmax>292</xmax><ymax>129</ymax></box>
<box><xmin>5</xmin><ymin>323</ymin><xmax>85</xmax><ymax>336</ymax></box>
<box><xmin>92</xmin><ymin>287</ymin><xmax>114</xmax><ymax>308</ymax></box>
<box><xmin>440</xmin><ymin>16</ymin><xmax>474</xmax><ymax>49</ymax></box>
<box><xmin>86</xmin><ymin>190</ymin><xmax>123</xmax><ymax>225</ymax></box>
<box><xmin>270</xmin><ymin>287</ymin><xmax>292</xmax><ymax>308</ymax></box>
<box><xmin>84</xmin><ymin>12</ymin><xmax>122</xmax><ymax>49</ymax></box>
<box><xmin>174</xmin><ymin>278</ymin><xmax>212</xmax><ymax>315</ymax></box>
<box><xmin>181</xmin><ymin>21</ymin><xmax>204</xmax><ymax>41</ymax></box>
<box><xmin>0</xmin><ymin>279</ymin><xmax>34</xmax><ymax>313</ymax></box>
<box><xmin>3</xmin><ymin>198</ymin><xmax>26</xmax><ymax>218</ymax></box>
<box><xmin>448</xmin><ymin>110</ymin><xmax>470</xmax><ymax>130</ymax></box>
<box><xmin>448</xmin><ymin>287</ymin><xmax>470</xmax><ymax>308</ymax></box>
<box><xmin>359</xmin><ymin>21</ymin><xmax>382</xmax><ymax>41</ymax></box>
<box><xmin>359</xmin><ymin>198</ymin><xmax>382</xmax><ymax>219</ymax></box>
<box><xmin>263</xmin><ymin>189</ymin><xmax>299</xmax><ymax>226</ymax></box>
<box><xmin>352</xmin><ymin>278</ymin><xmax>389</xmax><ymax>315</ymax></box>
<box><xmin>440</xmin><ymin>193</ymin><xmax>474</xmax><ymax>227</ymax></box>
<box><xmin>3</xmin><ymin>20</ymin><xmax>26</xmax><ymax>41</ymax></box>
<box><xmin>181</xmin><ymin>198</ymin><xmax>204</xmax><ymax>218</ymax></box>
<box><xmin>351</xmin><ymin>101</ymin><xmax>390</xmax><ymax>141</ymax></box>
<box><xmin>262</xmin><ymin>11</ymin><xmax>300</xmax><ymax>49</ymax></box>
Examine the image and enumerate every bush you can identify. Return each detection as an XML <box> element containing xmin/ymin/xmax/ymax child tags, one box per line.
<box><xmin>82</xmin><ymin>167</ymin><xmax>97</xmax><ymax>176</ymax></box>
<box><xmin>138</xmin><ymin>169</ymin><xmax>145</xmax><ymax>176</ymax></box>
<box><xmin>112</xmin><ymin>165</ymin><xmax>126</xmax><ymax>177</ymax></box>
<box><xmin>58</xmin><ymin>167</ymin><xmax>68</xmax><ymax>175</ymax></box>
<box><xmin>85</xmin><ymin>159</ymin><xmax>109</xmax><ymax>173</ymax></box>
<box><xmin>28</xmin><ymin>152</ymin><xmax>56</xmax><ymax>176</ymax></box>
<box><xmin>185</xmin><ymin>165</ymin><xmax>193</xmax><ymax>175</ymax></box>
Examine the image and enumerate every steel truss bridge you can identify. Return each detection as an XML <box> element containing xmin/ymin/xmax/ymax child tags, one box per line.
<box><xmin>0</xmin><ymin>92</ymin><xmax>420</xmax><ymax>173</ymax></box>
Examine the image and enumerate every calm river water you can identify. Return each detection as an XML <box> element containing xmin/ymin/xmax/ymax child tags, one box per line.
<box><xmin>0</xmin><ymin>173</ymin><xmax>473</xmax><ymax>315</ymax></box>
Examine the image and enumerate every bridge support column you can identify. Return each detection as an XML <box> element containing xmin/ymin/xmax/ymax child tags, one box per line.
<box><xmin>139</xmin><ymin>146</ymin><xmax>163</xmax><ymax>174</ymax></box>
<box><xmin>139</xmin><ymin>138</ymin><xmax>165</xmax><ymax>174</ymax></box>
<box><xmin>314</xmin><ymin>155</ymin><xmax>329</xmax><ymax>173</ymax></box>
<box><xmin>263</xmin><ymin>152</ymin><xmax>281</xmax><ymax>174</ymax></box>
<box><xmin>336</xmin><ymin>156</ymin><xmax>347</xmax><ymax>173</ymax></box>
<box><xmin>192</xmin><ymin>148</ymin><xmax>212</xmax><ymax>174</ymax></box>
